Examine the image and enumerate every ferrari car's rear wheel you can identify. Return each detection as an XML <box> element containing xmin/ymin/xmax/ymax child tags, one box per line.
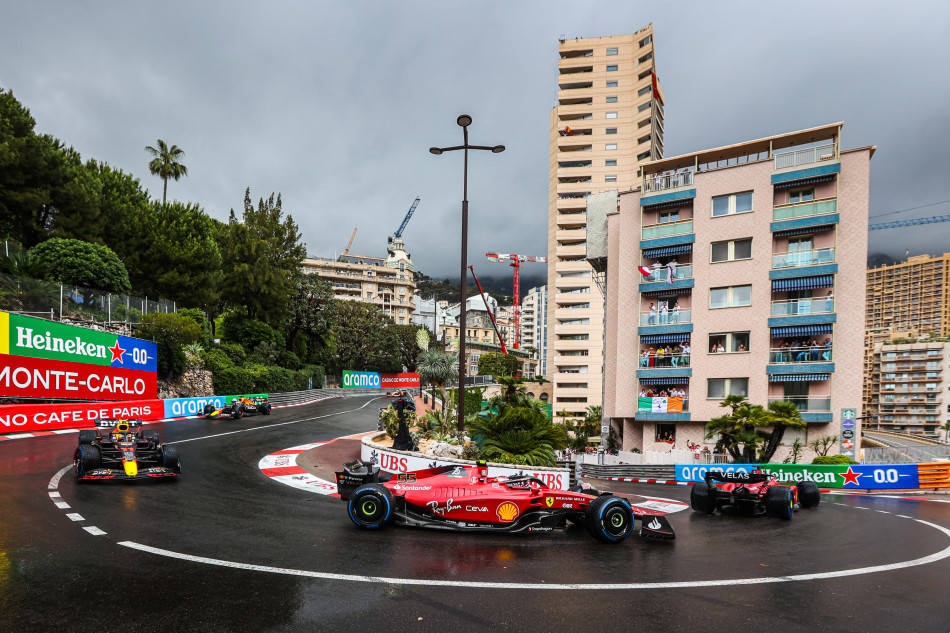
<box><xmin>797</xmin><ymin>481</ymin><xmax>821</xmax><ymax>509</ymax></box>
<box><xmin>586</xmin><ymin>496</ymin><xmax>634</xmax><ymax>544</ymax></box>
<box><xmin>690</xmin><ymin>482</ymin><xmax>717</xmax><ymax>514</ymax></box>
<box><xmin>74</xmin><ymin>444</ymin><xmax>102</xmax><ymax>477</ymax></box>
<box><xmin>347</xmin><ymin>484</ymin><xmax>395</xmax><ymax>529</ymax></box>
<box><xmin>765</xmin><ymin>486</ymin><xmax>794</xmax><ymax>519</ymax></box>
<box><xmin>77</xmin><ymin>430</ymin><xmax>98</xmax><ymax>445</ymax></box>
<box><xmin>162</xmin><ymin>446</ymin><xmax>181</xmax><ymax>473</ymax></box>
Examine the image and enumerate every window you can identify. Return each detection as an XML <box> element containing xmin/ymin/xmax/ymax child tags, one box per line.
<box><xmin>605</xmin><ymin>159</ymin><xmax>617</xmax><ymax>166</ymax></box>
<box><xmin>639</xmin><ymin>35</ymin><xmax>652</xmax><ymax>47</ymax></box>
<box><xmin>789</xmin><ymin>188</ymin><xmax>814</xmax><ymax>203</ymax></box>
<box><xmin>606</xmin><ymin>47</ymin><xmax>618</xmax><ymax>55</ymax></box>
<box><xmin>710</xmin><ymin>238</ymin><xmax>753</xmax><ymax>262</ymax></box>
<box><xmin>712</xmin><ymin>192</ymin><xmax>754</xmax><ymax>217</ymax></box>
<box><xmin>638</xmin><ymin>86</ymin><xmax>652</xmax><ymax>97</ymax></box>
<box><xmin>637</xmin><ymin>151</ymin><xmax>652</xmax><ymax>160</ymax></box>
<box><xmin>606</xmin><ymin>128</ymin><xmax>617</xmax><ymax>134</ymax></box>
<box><xmin>658</xmin><ymin>210</ymin><xmax>679</xmax><ymax>223</ymax></box>
<box><xmin>655</xmin><ymin>423</ymin><xmax>676</xmax><ymax>442</ymax></box>
<box><xmin>606</xmin><ymin>144</ymin><xmax>617</xmax><ymax>151</ymax></box>
<box><xmin>559</xmin><ymin>334</ymin><xmax>589</xmax><ymax>340</ymax></box>
<box><xmin>638</xmin><ymin>102</ymin><xmax>651</xmax><ymax>112</ymax></box>
<box><xmin>639</xmin><ymin>52</ymin><xmax>653</xmax><ymax>64</ymax></box>
<box><xmin>605</xmin><ymin>175</ymin><xmax>617</xmax><ymax>182</ymax></box>
<box><xmin>709</xmin><ymin>285</ymin><xmax>752</xmax><ymax>308</ymax></box>
<box><xmin>606</xmin><ymin>81</ymin><xmax>618</xmax><ymax>87</ymax></box>
<box><xmin>606</xmin><ymin>96</ymin><xmax>618</xmax><ymax>103</ymax></box>
<box><xmin>708</xmin><ymin>332</ymin><xmax>750</xmax><ymax>353</ymax></box>
<box><xmin>707</xmin><ymin>378</ymin><xmax>748</xmax><ymax>399</ymax></box>
<box><xmin>606</xmin><ymin>65</ymin><xmax>618</xmax><ymax>71</ymax></box>
<box><xmin>606</xmin><ymin>112</ymin><xmax>618</xmax><ymax>119</ymax></box>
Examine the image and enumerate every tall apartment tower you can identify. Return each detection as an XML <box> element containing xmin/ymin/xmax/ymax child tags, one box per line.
<box><xmin>547</xmin><ymin>25</ymin><xmax>664</xmax><ymax>421</ymax></box>
<box><xmin>522</xmin><ymin>285</ymin><xmax>549</xmax><ymax>376</ymax></box>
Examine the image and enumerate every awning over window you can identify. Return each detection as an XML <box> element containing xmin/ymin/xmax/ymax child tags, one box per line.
<box><xmin>641</xmin><ymin>287</ymin><xmax>692</xmax><ymax>297</ymax></box>
<box><xmin>640</xmin><ymin>333</ymin><xmax>691</xmax><ymax>344</ymax></box>
<box><xmin>771</xmin><ymin>275</ymin><xmax>834</xmax><ymax>292</ymax></box>
<box><xmin>639</xmin><ymin>377</ymin><xmax>690</xmax><ymax>385</ymax></box>
<box><xmin>642</xmin><ymin>199</ymin><xmax>691</xmax><ymax>211</ymax></box>
<box><xmin>770</xmin><ymin>324</ymin><xmax>834</xmax><ymax>338</ymax></box>
<box><xmin>768</xmin><ymin>373</ymin><xmax>831</xmax><ymax>382</ymax></box>
<box><xmin>642</xmin><ymin>244</ymin><xmax>692</xmax><ymax>259</ymax></box>
<box><xmin>773</xmin><ymin>224</ymin><xmax>836</xmax><ymax>238</ymax></box>
<box><xmin>773</xmin><ymin>175</ymin><xmax>836</xmax><ymax>190</ymax></box>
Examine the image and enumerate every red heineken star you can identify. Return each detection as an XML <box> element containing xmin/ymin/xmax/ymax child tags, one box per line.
<box><xmin>840</xmin><ymin>466</ymin><xmax>862</xmax><ymax>486</ymax></box>
<box><xmin>108</xmin><ymin>341</ymin><xmax>126</xmax><ymax>363</ymax></box>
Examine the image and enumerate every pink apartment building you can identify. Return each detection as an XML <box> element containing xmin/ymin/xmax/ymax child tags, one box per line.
<box><xmin>602</xmin><ymin>123</ymin><xmax>873</xmax><ymax>460</ymax></box>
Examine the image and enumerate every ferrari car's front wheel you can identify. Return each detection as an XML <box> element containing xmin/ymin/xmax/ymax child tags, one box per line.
<box><xmin>347</xmin><ymin>484</ymin><xmax>395</xmax><ymax>529</ymax></box>
<box><xmin>765</xmin><ymin>486</ymin><xmax>794</xmax><ymax>519</ymax></box>
<box><xmin>74</xmin><ymin>444</ymin><xmax>102</xmax><ymax>477</ymax></box>
<box><xmin>586</xmin><ymin>496</ymin><xmax>634</xmax><ymax>544</ymax></box>
<box><xmin>797</xmin><ymin>481</ymin><xmax>821</xmax><ymax>509</ymax></box>
<box><xmin>690</xmin><ymin>482</ymin><xmax>717</xmax><ymax>514</ymax></box>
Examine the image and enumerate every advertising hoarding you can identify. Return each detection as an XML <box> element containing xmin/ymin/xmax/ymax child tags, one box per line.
<box><xmin>342</xmin><ymin>370</ymin><xmax>380</xmax><ymax>389</ymax></box>
<box><xmin>0</xmin><ymin>354</ymin><xmax>157</xmax><ymax>401</ymax></box>
<box><xmin>676</xmin><ymin>463</ymin><xmax>921</xmax><ymax>489</ymax></box>
<box><xmin>0</xmin><ymin>399</ymin><xmax>164</xmax><ymax>432</ymax></box>
<box><xmin>380</xmin><ymin>373</ymin><xmax>420</xmax><ymax>389</ymax></box>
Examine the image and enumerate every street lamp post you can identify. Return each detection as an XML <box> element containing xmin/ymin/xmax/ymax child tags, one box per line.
<box><xmin>430</xmin><ymin>114</ymin><xmax>504</xmax><ymax>432</ymax></box>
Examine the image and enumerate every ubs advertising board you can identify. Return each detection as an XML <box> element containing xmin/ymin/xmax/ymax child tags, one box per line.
<box><xmin>0</xmin><ymin>311</ymin><xmax>157</xmax><ymax>401</ymax></box>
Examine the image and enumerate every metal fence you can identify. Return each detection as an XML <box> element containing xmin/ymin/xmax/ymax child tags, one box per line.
<box><xmin>0</xmin><ymin>272</ymin><xmax>176</xmax><ymax>333</ymax></box>
<box><xmin>861</xmin><ymin>445</ymin><xmax>950</xmax><ymax>464</ymax></box>
<box><xmin>563</xmin><ymin>449</ymin><xmax>729</xmax><ymax>466</ymax></box>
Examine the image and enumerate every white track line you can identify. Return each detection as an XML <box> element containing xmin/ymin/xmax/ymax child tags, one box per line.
<box><xmin>84</xmin><ymin>527</ymin><xmax>107</xmax><ymax>536</ymax></box>
<box><xmin>118</xmin><ymin>518</ymin><xmax>950</xmax><ymax>590</ymax></box>
<box><xmin>49</xmin><ymin>465</ymin><xmax>71</xmax><ymax>490</ymax></box>
<box><xmin>66</xmin><ymin>513</ymin><xmax>84</xmax><ymax>521</ymax></box>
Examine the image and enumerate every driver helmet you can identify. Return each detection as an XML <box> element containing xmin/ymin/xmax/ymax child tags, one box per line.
<box><xmin>114</xmin><ymin>421</ymin><xmax>131</xmax><ymax>440</ymax></box>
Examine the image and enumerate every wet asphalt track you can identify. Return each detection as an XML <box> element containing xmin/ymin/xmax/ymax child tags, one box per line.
<box><xmin>2</xmin><ymin>395</ymin><xmax>950</xmax><ymax>632</ymax></box>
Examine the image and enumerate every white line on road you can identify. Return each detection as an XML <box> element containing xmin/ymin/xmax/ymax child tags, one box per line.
<box><xmin>117</xmin><ymin>519</ymin><xmax>950</xmax><ymax>590</ymax></box>
<box><xmin>54</xmin><ymin>501</ymin><xmax>70</xmax><ymax>509</ymax></box>
<box><xmin>48</xmin><ymin>464</ymin><xmax>72</xmax><ymax>490</ymax></box>
<box><xmin>84</xmin><ymin>526</ymin><xmax>107</xmax><ymax>536</ymax></box>
<box><xmin>66</xmin><ymin>513</ymin><xmax>84</xmax><ymax>521</ymax></box>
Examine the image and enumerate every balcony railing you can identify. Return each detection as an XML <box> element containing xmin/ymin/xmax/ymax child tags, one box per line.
<box><xmin>642</xmin><ymin>170</ymin><xmax>693</xmax><ymax>194</ymax></box>
<box><xmin>772</xmin><ymin>248</ymin><xmax>835</xmax><ymax>269</ymax></box>
<box><xmin>768</xmin><ymin>396</ymin><xmax>831</xmax><ymax>412</ymax></box>
<box><xmin>640</xmin><ymin>309</ymin><xmax>692</xmax><ymax>326</ymax></box>
<box><xmin>769</xmin><ymin>348</ymin><xmax>833</xmax><ymax>363</ymax></box>
<box><xmin>642</xmin><ymin>218</ymin><xmax>693</xmax><ymax>240</ymax></box>
<box><xmin>773</xmin><ymin>143</ymin><xmax>836</xmax><ymax>170</ymax></box>
<box><xmin>639</xmin><ymin>353</ymin><xmax>691</xmax><ymax>367</ymax></box>
<box><xmin>770</xmin><ymin>297</ymin><xmax>835</xmax><ymax>316</ymax></box>
<box><xmin>772</xmin><ymin>197</ymin><xmax>837</xmax><ymax>221</ymax></box>
<box><xmin>641</xmin><ymin>265</ymin><xmax>693</xmax><ymax>283</ymax></box>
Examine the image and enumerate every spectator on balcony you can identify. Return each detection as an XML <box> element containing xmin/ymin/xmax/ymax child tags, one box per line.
<box><xmin>821</xmin><ymin>338</ymin><xmax>833</xmax><ymax>361</ymax></box>
<box><xmin>640</xmin><ymin>389</ymin><xmax>648</xmax><ymax>397</ymax></box>
<box><xmin>682</xmin><ymin>342</ymin><xmax>691</xmax><ymax>365</ymax></box>
<box><xmin>671</xmin><ymin>302</ymin><xmax>680</xmax><ymax>323</ymax></box>
<box><xmin>795</xmin><ymin>340</ymin><xmax>810</xmax><ymax>362</ymax></box>
<box><xmin>825</xmin><ymin>290</ymin><xmax>834</xmax><ymax>313</ymax></box>
<box><xmin>659</xmin><ymin>301</ymin><xmax>669</xmax><ymax>324</ymax></box>
<box><xmin>667</xmin><ymin>258</ymin><xmax>678</xmax><ymax>283</ymax></box>
<box><xmin>640</xmin><ymin>350</ymin><xmax>649</xmax><ymax>367</ymax></box>
<box><xmin>656</xmin><ymin>346</ymin><xmax>666</xmax><ymax>367</ymax></box>
<box><xmin>737</xmin><ymin>343</ymin><xmax>747</xmax><ymax>352</ymax></box>
<box><xmin>648</xmin><ymin>302</ymin><xmax>657</xmax><ymax>325</ymax></box>
<box><xmin>648</xmin><ymin>347</ymin><xmax>656</xmax><ymax>367</ymax></box>
<box><xmin>810</xmin><ymin>340</ymin><xmax>821</xmax><ymax>362</ymax></box>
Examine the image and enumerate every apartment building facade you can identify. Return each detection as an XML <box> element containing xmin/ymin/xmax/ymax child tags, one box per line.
<box><xmin>868</xmin><ymin>342</ymin><xmax>949</xmax><ymax>435</ymax></box>
<box><xmin>547</xmin><ymin>24</ymin><xmax>664</xmax><ymax>421</ymax></box>
<box><xmin>522</xmin><ymin>285</ymin><xmax>549</xmax><ymax>376</ymax></box>
<box><xmin>602</xmin><ymin>123</ymin><xmax>872</xmax><ymax>460</ymax></box>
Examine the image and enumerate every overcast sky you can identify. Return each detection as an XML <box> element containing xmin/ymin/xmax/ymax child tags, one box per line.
<box><xmin>2</xmin><ymin>1</ymin><xmax>949</xmax><ymax>280</ymax></box>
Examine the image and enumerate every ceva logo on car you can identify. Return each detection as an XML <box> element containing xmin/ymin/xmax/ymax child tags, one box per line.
<box><xmin>342</xmin><ymin>370</ymin><xmax>381</xmax><ymax>389</ymax></box>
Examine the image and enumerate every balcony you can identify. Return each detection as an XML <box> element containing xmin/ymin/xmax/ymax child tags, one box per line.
<box><xmin>640</xmin><ymin>309</ymin><xmax>692</xmax><ymax>326</ymax></box>
<box><xmin>769</xmin><ymin>348</ymin><xmax>833</xmax><ymax>364</ymax></box>
<box><xmin>772</xmin><ymin>197</ymin><xmax>837</xmax><ymax>221</ymax></box>
<box><xmin>772</xmin><ymin>248</ymin><xmax>835</xmax><ymax>270</ymax></box>
<box><xmin>642</xmin><ymin>219</ymin><xmax>693</xmax><ymax>240</ymax></box>
<box><xmin>556</xmin><ymin>244</ymin><xmax>587</xmax><ymax>259</ymax></box>
<box><xmin>642</xmin><ymin>170</ymin><xmax>693</xmax><ymax>194</ymax></box>
<box><xmin>559</xmin><ymin>81</ymin><xmax>594</xmax><ymax>91</ymax></box>
<box><xmin>768</xmin><ymin>396</ymin><xmax>831</xmax><ymax>412</ymax></box>
<box><xmin>640</xmin><ymin>265</ymin><xmax>692</xmax><ymax>283</ymax></box>
<box><xmin>557</xmin><ymin>198</ymin><xmax>588</xmax><ymax>212</ymax></box>
<box><xmin>557</xmin><ymin>213</ymin><xmax>587</xmax><ymax>228</ymax></box>
<box><xmin>773</xmin><ymin>143</ymin><xmax>836</xmax><ymax>170</ymax></box>
<box><xmin>770</xmin><ymin>297</ymin><xmax>834</xmax><ymax>316</ymax></box>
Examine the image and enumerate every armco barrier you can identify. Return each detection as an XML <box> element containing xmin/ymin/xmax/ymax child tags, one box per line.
<box><xmin>918</xmin><ymin>462</ymin><xmax>950</xmax><ymax>490</ymax></box>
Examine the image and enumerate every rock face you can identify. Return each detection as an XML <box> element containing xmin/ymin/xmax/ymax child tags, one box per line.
<box><xmin>157</xmin><ymin>368</ymin><xmax>214</xmax><ymax>399</ymax></box>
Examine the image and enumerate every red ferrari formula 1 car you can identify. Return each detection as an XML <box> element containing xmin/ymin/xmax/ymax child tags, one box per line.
<box><xmin>335</xmin><ymin>460</ymin><xmax>675</xmax><ymax>544</ymax></box>
<box><xmin>73</xmin><ymin>419</ymin><xmax>181</xmax><ymax>481</ymax></box>
<box><xmin>689</xmin><ymin>470</ymin><xmax>820</xmax><ymax>519</ymax></box>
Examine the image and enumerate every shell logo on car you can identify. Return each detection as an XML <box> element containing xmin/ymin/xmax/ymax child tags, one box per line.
<box><xmin>496</xmin><ymin>502</ymin><xmax>519</xmax><ymax>522</ymax></box>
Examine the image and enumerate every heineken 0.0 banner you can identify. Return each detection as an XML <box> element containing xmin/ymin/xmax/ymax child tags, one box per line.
<box><xmin>677</xmin><ymin>463</ymin><xmax>920</xmax><ymax>489</ymax></box>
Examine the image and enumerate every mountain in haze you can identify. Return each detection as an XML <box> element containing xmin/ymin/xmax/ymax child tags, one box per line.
<box><xmin>414</xmin><ymin>270</ymin><xmax>547</xmax><ymax>305</ymax></box>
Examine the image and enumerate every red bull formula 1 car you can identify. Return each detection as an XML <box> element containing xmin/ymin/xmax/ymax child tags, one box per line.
<box><xmin>73</xmin><ymin>419</ymin><xmax>181</xmax><ymax>481</ymax></box>
<box><xmin>203</xmin><ymin>396</ymin><xmax>272</xmax><ymax>419</ymax></box>
<box><xmin>689</xmin><ymin>469</ymin><xmax>820</xmax><ymax>519</ymax></box>
<box><xmin>335</xmin><ymin>460</ymin><xmax>675</xmax><ymax>544</ymax></box>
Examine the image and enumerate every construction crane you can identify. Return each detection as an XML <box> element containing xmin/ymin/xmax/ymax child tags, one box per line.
<box><xmin>343</xmin><ymin>226</ymin><xmax>357</xmax><ymax>255</ymax></box>
<box><xmin>389</xmin><ymin>197</ymin><xmax>420</xmax><ymax>245</ymax></box>
<box><xmin>868</xmin><ymin>214</ymin><xmax>950</xmax><ymax>231</ymax></box>
<box><xmin>485</xmin><ymin>252</ymin><xmax>548</xmax><ymax>350</ymax></box>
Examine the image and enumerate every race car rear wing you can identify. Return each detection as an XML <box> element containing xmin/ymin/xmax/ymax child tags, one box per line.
<box><xmin>705</xmin><ymin>470</ymin><xmax>770</xmax><ymax>485</ymax></box>
<box><xmin>95</xmin><ymin>418</ymin><xmax>144</xmax><ymax>428</ymax></box>
<box><xmin>335</xmin><ymin>460</ymin><xmax>381</xmax><ymax>500</ymax></box>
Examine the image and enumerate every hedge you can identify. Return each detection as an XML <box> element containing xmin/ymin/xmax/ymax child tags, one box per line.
<box><xmin>211</xmin><ymin>364</ymin><xmax>324</xmax><ymax>395</ymax></box>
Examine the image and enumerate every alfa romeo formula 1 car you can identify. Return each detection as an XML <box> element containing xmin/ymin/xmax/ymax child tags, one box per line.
<box><xmin>335</xmin><ymin>460</ymin><xmax>675</xmax><ymax>544</ymax></box>
<box><xmin>689</xmin><ymin>469</ymin><xmax>820</xmax><ymax>519</ymax></box>
<box><xmin>73</xmin><ymin>419</ymin><xmax>181</xmax><ymax>481</ymax></box>
<box><xmin>203</xmin><ymin>396</ymin><xmax>272</xmax><ymax>419</ymax></box>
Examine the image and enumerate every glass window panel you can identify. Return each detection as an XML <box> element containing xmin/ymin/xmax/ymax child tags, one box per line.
<box><xmin>710</xmin><ymin>288</ymin><xmax>729</xmax><ymax>308</ymax></box>
<box><xmin>707</xmin><ymin>379</ymin><xmax>725</xmax><ymax>399</ymax></box>
<box><xmin>711</xmin><ymin>242</ymin><xmax>729</xmax><ymax>262</ymax></box>
<box><xmin>734</xmin><ymin>239</ymin><xmax>752</xmax><ymax>259</ymax></box>
<box><xmin>729</xmin><ymin>379</ymin><xmax>749</xmax><ymax>397</ymax></box>
<box><xmin>712</xmin><ymin>196</ymin><xmax>730</xmax><ymax>217</ymax></box>
<box><xmin>732</xmin><ymin>285</ymin><xmax>751</xmax><ymax>306</ymax></box>
<box><xmin>735</xmin><ymin>192</ymin><xmax>753</xmax><ymax>213</ymax></box>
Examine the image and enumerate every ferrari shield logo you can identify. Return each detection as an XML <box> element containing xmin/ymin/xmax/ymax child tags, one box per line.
<box><xmin>544</xmin><ymin>497</ymin><xmax>554</xmax><ymax>508</ymax></box>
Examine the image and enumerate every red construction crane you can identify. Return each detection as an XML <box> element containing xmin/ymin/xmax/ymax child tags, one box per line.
<box><xmin>485</xmin><ymin>252</ymin><xmax>548</xmax><ymax>350</ymax></box>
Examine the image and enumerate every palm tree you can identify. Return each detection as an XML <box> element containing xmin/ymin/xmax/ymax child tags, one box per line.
<box><xmin>145</xmin><ymin>139</ymin><xmax>188</xmax><ymax>204</ymax></box>
<box><xmin>417</xmin><ymin>349</ymin><xmax>458</xmax><ymax>416</ymax></box>
<box><xmin>704</xmin><ymin>395</ymin><xmax>768</xmax><ymax>463</ymax></box>
<box><xmin>942</xmin><ymin>421</ymin><xmax>950</xmax><ymax>445</ymax></box>
<box><xmin>759</xmin><ymin>400</ymin><xmax>807</xmax><ymax>462</ymax></box>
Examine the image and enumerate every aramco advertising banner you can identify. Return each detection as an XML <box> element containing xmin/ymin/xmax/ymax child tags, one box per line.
<box><xmin>342</xmin><ymin>371</ymin><xmax>421</xmax><ymax>389</ymax></box>
<box><xmin>675</xmin><ymin>463</ymin><xmax>920</xmax><ymax>490</ymax></box>
<box><xmin>0</xmin><ymin>311</ymin><xmax>157</xmax><ymax>400</ymax></box>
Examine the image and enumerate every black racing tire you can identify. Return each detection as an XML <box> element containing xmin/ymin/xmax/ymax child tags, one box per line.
<box><xmin>77</xmin><ymin>430</ymin><xmax>98</xmax><ymax>445</ymax></box>
<box><xmin>797</xmin><ymin>481</ymin><xmax>821</xmax><ymax>508</ymax></box>
<box><xmin>162</xmin><ymin>445</ymin><xmax>181</xmax><ymax>472</ymax></box>
<box><xmin>766</xmin><ymin>485</ymin><xmax>794</xmax><ymax>519</ymax></box>
<box><xmin>203</xmin><ymin>403</ymin><xmax>215</xmax><ymax>415</ymax></box>
<box><xmin>74</xmin><ymin>444</ymin><xmax>102</xmax><ymax>477</ymax></box>
<box><xmin>259</xmin><ymin>403</ymin><xmax>272</xmax><ymax>415</ymax></box>
<box><xmin>585</xmin><ymin>495</ymin><xmax>635</xmax><ymax>544</ymax></box>
<box><xmin>231</xmin><ymin>405</ymin><xmax>244</xmax><ymax>420</ymax></box>
<box><xmin>690</xmin><ymin>481</ymin><xmax>717</xmax><ymax>514</ymax></box>
<box><xmin>347</xmin><ymin>484</ymin><xmax>395</xmax><ymax>529</ymax></box>
<box><xmin>142</xmin><ymin>430</ymin><xmax>160</xmax><ymax>444</ymax></box>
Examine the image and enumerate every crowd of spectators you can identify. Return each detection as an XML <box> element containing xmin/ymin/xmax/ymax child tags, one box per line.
<box><xmin>640</xmin><ymin>343</ymin><xmax>690</xmax><ymax>367</ymax></box>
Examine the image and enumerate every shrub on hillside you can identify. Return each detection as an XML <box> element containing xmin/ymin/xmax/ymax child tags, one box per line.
<box><xmin>811</xmin><ymin>454</ymin><xmax>858</xmax><ymax>465</ymax></box>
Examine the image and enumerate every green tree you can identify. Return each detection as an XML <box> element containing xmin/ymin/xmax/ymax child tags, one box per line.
<box><xmin>145</xmin><ymin>139</ymin><xmax>188</xmax><ymax>205</ymax></box>
<box><xmin>468</xmin><ymin>407</ymin><xmax>567</xmax><ymax>467</ymax></box>
<box><xmin>221</xmin><ymin>312</ymin><xmax>284</xmax><ymax>351</ymax></box>
<box><xmin>330</xmin><ymin>301</ymin><xmax>391</xmax><ymax>371</ymax></box>
<box><xmin>385</xmin><ymin>324</ymin><xmax>426</xmax><ymax>372</ymax></box>
<box><xmin>941</xmin><ymin>421</ymin><xmax>950</xmax><ymax>444</ymax></box>
<box><xmin>759</xmin><ymin>399</ymin><xmax>807</xmax><ymax>462</ymax></box>
<box><xmin>417</xmin><ymin>349</ymin><xmax>458</xmax><ymax>415</ymax></box>
<box><xmin>705</xmin><ymin>395</ymin><xmax>769</xmax><ymax>463</ymax></box>
<box><xmin>31</xmin><ymin>237</ymin><xmax>131</xmax><ymax>294</ymax></box>
<box><xmin>84</xmin><ymin>160</ymin><xmax>151</xmax><ymax>276</ymax></box>
<box><xmin>477</xmin><ymin>351</ymin><xmax>518</xmax><ymax>378</ymax></box>
<box><xmin>285</xmin><ymin>273</ymin><xmax>335</xmax><ymax>358</ymax></box>
<box><xmin>0</xmin><ymin>241</ymin><xmax>48</xmax><ymax>278</ymax></box>
<box><xmin>217</xmin><ymin>189</ymin><xmax>306</xmax><ymax>324</ymax></box>
<box><xmin>135</xmin><ymin>312</ymin><xmax>202</xmax><ymax>380</ymax></box>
